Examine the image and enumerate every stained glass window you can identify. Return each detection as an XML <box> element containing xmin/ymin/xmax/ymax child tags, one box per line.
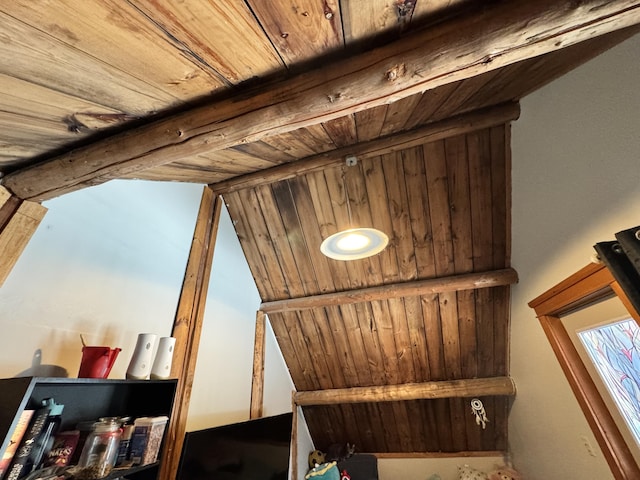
<box><xmin>579</xmin><ymin>318</ymin><xmax>640</xmax><ymax>445</ymax></box>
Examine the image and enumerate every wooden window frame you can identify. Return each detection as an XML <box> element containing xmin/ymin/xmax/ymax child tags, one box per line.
<box><xmin>529</xmin><ymin>262</ymin><xmax>640</xmax><ymax>480</ymax></box>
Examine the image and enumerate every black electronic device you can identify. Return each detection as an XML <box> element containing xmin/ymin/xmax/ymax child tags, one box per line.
<box><xmin>176</xmin><ymin>412</ymin><xmax>293</xmax><ymax>480</ymax></box>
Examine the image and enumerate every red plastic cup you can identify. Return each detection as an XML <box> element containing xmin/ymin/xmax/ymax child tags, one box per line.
<box><xmin>78</xmin><ymin>346</ymin><xmax>121</xmax><ymax>378</ymax></box>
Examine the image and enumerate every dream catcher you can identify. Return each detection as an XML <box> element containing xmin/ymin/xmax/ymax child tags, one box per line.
<box><xmin>470</xmin><ymin>398</ymin><xmax>488</xmax><ymax>429</ymax></box>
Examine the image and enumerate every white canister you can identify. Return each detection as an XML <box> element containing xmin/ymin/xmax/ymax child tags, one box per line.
<box><xmin>150</xmin><ymin>336</ymin><xmax>176</xmax><ymax>380</ymax></box>
<box><xmin>126</xmin><ymin>333</ymin><xmax>157</xmax><ymax>380</ymax></box>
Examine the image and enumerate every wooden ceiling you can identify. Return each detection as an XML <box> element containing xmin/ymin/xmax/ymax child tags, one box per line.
<box><xmin>2</xmin><ymin>0</ymin><xmax>640</xmax><ymax>458</ymax></box>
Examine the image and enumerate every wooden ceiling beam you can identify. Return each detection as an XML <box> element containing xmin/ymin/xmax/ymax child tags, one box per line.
<box><xmin>4</xmin><ymin>0</ymin><xmax>640</xmax><ymax>201</ymax></box>
<box><xmin>294</xmin><ymin>376</ymin><xmax>516</xmax><ymax>406</ymax></box>
<box><xmin>212</xmin><ymin>102</ymin><xmax>520</xmax><ymax>195</ymax></box>
<box><xmin>261</xmin><ymin>268</ymin><xmax>518</xmax><ymax>314</ymax></box>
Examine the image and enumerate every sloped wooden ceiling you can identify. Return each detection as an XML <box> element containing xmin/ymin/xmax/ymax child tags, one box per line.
<box><xmin>1</xmin><ymin>0</ymin><xmax>640</xmax><ymax>459</ymax></box>
<box><xmin>224</xmin><ymin>122</ymin><xmax>512</xmax><ymax>453</ymax></box>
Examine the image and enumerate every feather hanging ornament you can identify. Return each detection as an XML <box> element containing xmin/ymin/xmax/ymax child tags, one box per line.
<box><xmin>470</xmin><ymin>398</ymin><xmax>488</xmax><ymax>429</ymax></box>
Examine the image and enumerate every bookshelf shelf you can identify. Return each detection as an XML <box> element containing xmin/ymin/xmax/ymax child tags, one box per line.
<box><xmin>0</xmin><ymin>377</ymin><xmax>176</xmax><ymax>480</ymax></box>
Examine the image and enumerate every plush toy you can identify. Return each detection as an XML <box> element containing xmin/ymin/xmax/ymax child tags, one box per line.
<box><xmin>488</xmin><ymin>466</ymin><xmax>522</xmax><ymax>480</ymax></box>
<box><xmin>305</xmin><ymin>461</ymin><xmax>339</xmax><ymax>480</ymax></box>
<box><xmin>308</xmin><ymin>450</ymin><xmax>326</xmax><ymax>469</ymax></box>
<box><xmin>457</xmin><ymin>464</ymin><xmax>489</xmax><ymax>480</ymax></box>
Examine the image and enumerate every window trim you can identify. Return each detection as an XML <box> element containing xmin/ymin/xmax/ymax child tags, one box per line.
<box><xmin>529</xmin><ymin>262</ymin><xmax>640</xmax><ymax>480</ymax></box>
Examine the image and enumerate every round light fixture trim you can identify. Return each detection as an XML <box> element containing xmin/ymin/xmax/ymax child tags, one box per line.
<box><xmin>320</xmin><ymin>227</ymin><xmax>389</xmax><ymax>261</ymax></box>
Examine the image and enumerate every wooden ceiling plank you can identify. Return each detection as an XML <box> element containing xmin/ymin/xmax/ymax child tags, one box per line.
<box><xmin>403</xmin><ymin>295</ymin><xmax>431</xmax><ymax>382</ymax></box>
<box><xmin>493</xmin><ymin>285</ymin><xmax>511</xmax><ymax>377</ymax></box>
<box><xmin>288</xmin><ymin>177</ymin><xmax>339</xmax><ymax>294</ymax></box>
<box><xmin>281</xmin><ymin>311</ymin><xmax>322</xmax><ymax>390</ymax></box>
<box><xmin>262</xmin><ymin>124</ymin><xmax>337</xmax><ymax>160</ymax></box>
<box><xmin>379</xmin><ymin>93</ymin><xmax>423</xmax><ymax>137</ymax></box>
<box><xmin>355</xmin><ymin>105</ymin><xmax>388</xmax><ymax>142</ymax></box>
<box><xmin>341</xmin><ymin>0</ymin><xmax>406</xmax><ymax>45</ymax></box>
<box><xmin>212</xmin><ymin>102</ymin><xmax>519</xmax><ymax>195</ymax></box>
<box><xmin>294</xmin><ymin>376</ymin><xmax>516</xmax><ymax>405</ymax></box>
<box><xmin>382</xmin><ymin>151</ymin><xmax>419</xmax><ymax>282</ymax></box>
<box><xmin>445</xmin><ymin>135</ymin><xmax>478</xmax><ymax>380</ymax></box>
<box><xmin>296</xmin><ymin>310</ymin><xmax>338</xmax><ymax>389</ymax></box>
<box><xmin>421</xmin><ymin>294</ymin><xmax>447</xmax><ymax>381</ymax></box>
<box><xmin>352</xmin><ymin>303</ymin><xmax>387</xmax><ymax>387</ymax></box>
<box><xmin>364</xmin><ymin>402</ymin><xmax>391</xmax><ymax>452</ymax></box>
<box><xmin>393</xmin><ymin>401</ymin><xmax>415</xmax><ymax>451</ymax></box>
<box><xmin>489</xmin><ymin>125</ymin><xmax>509</xmax><ymax>274</ymax></box>
<box><xmin>7</xmin><ymin>0</ymin><xmax>639</xmax><ymax>200</ymax></box>
<box><xmin>323</xmin><ymin>305</ymin><xmax>363</xmax><ymax>387</ymax></box>
<box><xmin>268</xmin><ymin>314</ymin><xmax>318</xmax><ymax>390</ymax></box>
<box><xmin>232</xmin><ymin>141</ymin><xmax>298</xmax><ymax>165</ymax></box>
<box><xmin>321</xmin><ymin>114</ymin><xmax>358</xmax><ymax>148</ymax></box>
<box><xmin>131</xmin><ymin>0</ymin><xmax>284</xmax><ymax>83</ymax></box>
<box><xmin>245</xmin><ymin>0</ymin><xmax>343</xmax><ymax>65</ymax></box>
<box><xmin>388</xmin><ymin>296</ymin><xmax>418</xmax><ymax>384</ymax></box>
<box><xmin>450</xmin><ymin>397</ymin><xmax>469</xmax><ymax>451</ymax></box>
<box><xmin>489</xmin><ymin>104</ymin><xmax>511</xmax><ymax>357</ymax></box>
<box><xmin>343</xmin><ymin>161</ymin><xmax>385</xmax><ymax>284</ymax></box>
<box><xmin>338</xmin><ymin>303</ymin><xmax>376</xmax><ymax>386</ymax></box>
<box><xmin>304</xmin><ymin>170</ymin><xmax>353</xmax><ymax>291</ymax></box>
<box><xmin>403</xmin><ymin>82</ymin><xmax>460</xmax><ymax>130</ymax></box>
<box><xmin>322</xmin><ymin>166</ymin><xmax>370</xmax><ymax>289</ymax></box>
<box><xmin>236</xmin><ymin>188</ymin><xmax>291</xmax><ymax>299</ymax></box>
<box><xmin>419</xmin><ymin>398</ymin><xmax>442</xmax><ymax>452</ymax></box>
<box><xmin>260</xmin><ymin>268</ymin><xmax>518</xmax><ymax>313</ymax></box>
<box><xmin>0</xmin><ymin>9</ymin><xmax>181</xmax><ymax>116</ymax></box>
<box><xmin>423</xmin><ymin>138</ymin><xmax>461</xmax><ymax>383</ymax></box>
<box><xmin>433</xmin><ymin>397</ymin><xmax>455</xmax><ymax>452</ymax></box>
<box><xmin>379</xmin><ymin>151</ymin><xmax>422</xmax><ymax>384</ymax></box>
<box><xmin>2</xmin><ymin>0</ymin><xmax>231</xmax><ymax>100</ymax></box>
<box><xmin>429</xmin><ymin>70</ymin><xmax>503</xmax><ymax>123</ymax></box>
<box><xmin>468</xmin><ymin>129</ymin><xmax>497</xmax><ymax>379</ymax></box>
<box><xmin>268</xmin><ymin>181</ymin><xmax>321</xmax><ymax>296</ymax></box>
<box><xmin>370</xmin><ymin>300</ymin><xmax>402</xmax><ymax>385</ymax></box>
<box><xmin>403</xmin><ymin>145</ymin><xmax>437</xmax><ymax>277</ymax></box>
<box><xmin>222</xmin><ymin>190</ymin><xmax>276</xmax><ymax>300</ymax></box>
<box><xmin>362</xmin><ymin>156</ymin><xmax>401</xmax><ymax>284</ymax></box>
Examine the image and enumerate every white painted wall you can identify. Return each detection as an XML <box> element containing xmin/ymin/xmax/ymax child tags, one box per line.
<box><xmin>0</xmin><ymin>179</ymin><xmax>297</xmax><ymax>434</ymax></box>
<box><xmin>510</xmin><ymin>33</ymin><xmax>640</xmax><ymax>479</ymax></box>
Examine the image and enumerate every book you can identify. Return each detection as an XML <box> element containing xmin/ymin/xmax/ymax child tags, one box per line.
<box><xmin>4</xmin><ymin>406</ymin><xmax>51</xmax><ymax>480</ymax></box>
<box><xmin>0</xmin><ymin>410</ymin><xmax>34</xmax><ymax>479</ymax></box>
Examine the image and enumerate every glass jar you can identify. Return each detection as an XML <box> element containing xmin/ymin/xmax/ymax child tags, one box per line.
<box><xmin>76</xmin><ymin>418</ymin><xmax>122</xmax><ymax>479</ymax></box>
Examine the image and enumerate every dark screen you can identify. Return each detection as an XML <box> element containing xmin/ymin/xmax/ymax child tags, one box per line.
<box><xmin>177</xmin><ymin>413</ymin><xmax>293</xmax><ymax>480</ymax></box>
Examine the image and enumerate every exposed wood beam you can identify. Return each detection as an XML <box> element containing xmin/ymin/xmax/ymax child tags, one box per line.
<box><xmin>160</xmin><ymin>187</ymin><xmax>222</xmax><ymax>480</ymax></box>
<box><xmin>249</xmin><ymin>311</ymin><xmax>266</xmax><ymax>419</ymax></box>
<box><xmin>291</xmin><ymin>398</ymin><xmax>299</xmax><ymax>480</ymax></box>
<box><xmin>294</xmin><ymin>376</ymin><xmax>516</xmax><ymax>406</ymax></box>
<box><xmin>261</xmin><ymin>268</ymin><xmax>518</xmax><ymax>314</ymax></box>
<box><xmin>372</xmin><ymin>451</ymin><xmax>506</xmax><ymax>459</ymax></box>
<box><xmin>211</xmin><ymin>102</ymin><xmax>520</xmax><ymax>194</ymax></box>
<box><xmin>0</xmin><ymin>186</ymin><xmax>47</xmax><ymax>287</ymax></box>
<box><xmin>4</xmin><ymin>0</ymin><xmax>640</xmax><ymax>201</ymax></box>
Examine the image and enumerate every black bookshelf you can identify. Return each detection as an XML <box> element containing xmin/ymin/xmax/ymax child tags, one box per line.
<box><xmin>0</xmin><ymin>377</ymin><xmax>177</xmax><ymax>480</ymax></box>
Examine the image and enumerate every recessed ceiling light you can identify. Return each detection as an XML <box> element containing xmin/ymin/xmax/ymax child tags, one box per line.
<box><xmin>320</xmin><ymin>227</ymin><xmax>389</xmax><ymax>261</ymax></box>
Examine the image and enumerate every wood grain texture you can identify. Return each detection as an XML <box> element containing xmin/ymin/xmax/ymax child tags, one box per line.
<box><xmin>0</xmin><ymin>193</ymin><xmax>46</xmax><ymax>286</ymax></box>
<box><xmin>7</xmin><ymin>0</ymin><xmax>639</xmax><ymax>200</ymax></box>
<box><xmin>250</xmin><ymin>311</ymin><xmax>266</xmax><ymax>419</ymax></box>
<box><xmin>225</xmin><ymin>120</ymin><xmax>515</xmax><ymax>452</ymax></box>
<box><xmin>161</xmin><ymin>188</ymin><xmax>221</xmax><ymax>480</ymax></box>
<box><xmin>246</xmin><ymin>0</ymin><xmax>343</xmax><ymax>65</ymax></box>
<box><xmin>294</xmin><ymin>376</ymin><xmax>516</xmax><ymax>405</ymax></box>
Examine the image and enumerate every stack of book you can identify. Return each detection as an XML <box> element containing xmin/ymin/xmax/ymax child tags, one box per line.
<box><xmin>0</xmin><ymin>398</ymin><xmax>64</xmax><ymax>480</ymax></box>
<box><xmin>0</xmin><ymin>405</ymin><xmax>169</xmax><ymax>480</ymax></box>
